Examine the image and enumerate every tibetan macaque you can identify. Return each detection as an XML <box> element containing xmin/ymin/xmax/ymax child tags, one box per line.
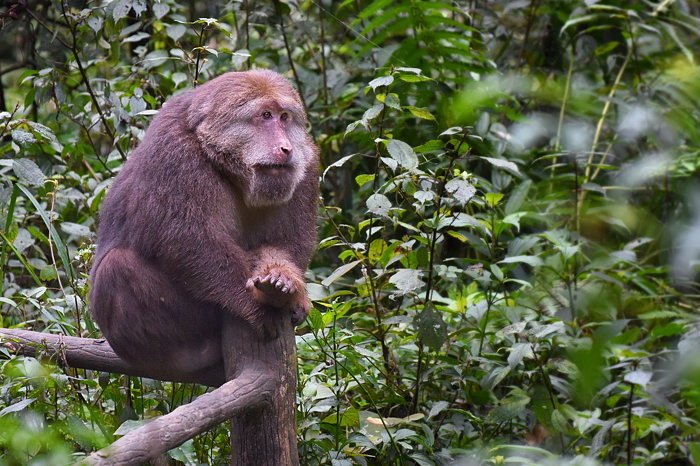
<box><xmin>89</xmin><ymin>70</ymin><xmax>318</xmax><ymax>380</ymax></box>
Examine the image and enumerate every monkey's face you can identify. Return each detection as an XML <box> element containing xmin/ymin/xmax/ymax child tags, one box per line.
<box><xmin>191</xmin><ymin>71</ymin><xmax>316</xmax><ymax>208</ymax></box>
<box><xmin>235</xmin><ymin>100</ymin><xmax>314</xmax><ymax>207</ymax></box>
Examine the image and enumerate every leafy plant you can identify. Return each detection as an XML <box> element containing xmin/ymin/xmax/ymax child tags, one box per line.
<box><xmin>0</xmin><ymin>0</ymin><xmax>698</xmax><ymax>464</ymax></box>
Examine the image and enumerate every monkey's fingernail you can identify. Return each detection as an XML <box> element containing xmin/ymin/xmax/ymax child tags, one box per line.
<box><xmin>245</xmin><ymin>279</ymin><xmax>254</xmax><ymax>291</ymax></box>
<box><xmin>281</xmin><ymin>286</ymin><xmax>289</xmax><ymax>293</ymax></box>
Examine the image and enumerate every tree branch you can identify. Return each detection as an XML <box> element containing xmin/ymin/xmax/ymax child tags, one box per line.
<box><xmin>81</xmin><ymin>364</ymin><xmax>276</xmax><ymax>465</ymax></box>
<box><xmin>0</xmin><ymin>328</ymin><xmax>224</xmax><ymax>387</ymax></box>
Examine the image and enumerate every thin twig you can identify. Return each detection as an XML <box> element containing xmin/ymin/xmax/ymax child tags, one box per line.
<box><xmin>627</xmin><ymin>382</ymin><xmax>634</xmax><ymax>465</ymax></box>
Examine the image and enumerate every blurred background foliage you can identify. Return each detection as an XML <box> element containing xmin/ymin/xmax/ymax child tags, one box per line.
<box><xmin>0</xmin><ymin>0</ymin><xmax>699</xmax><ymax>464</ymax></box>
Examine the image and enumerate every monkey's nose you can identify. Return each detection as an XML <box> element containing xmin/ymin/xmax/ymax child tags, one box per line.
<box><xmin>275</xmin><ymin>146</ymin><xmax>292</xmax><ymax>164</ymax></box>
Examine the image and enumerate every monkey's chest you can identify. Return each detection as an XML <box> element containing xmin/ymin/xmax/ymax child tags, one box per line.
<box><xmin>234</xmin><ymin>216</ymin><xmax>287</xmax><ymax>251</ymax></box>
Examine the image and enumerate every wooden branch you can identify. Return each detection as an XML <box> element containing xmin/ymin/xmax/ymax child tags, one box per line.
<box><xmin>81</xmin><ymin>364</ymin><xmax>276</xmax><ymax>465</ymax></box>
<box><xmin>0</xmin><ymin>328</ymin><xmax>224</xmax><ymax>387</ymax></box>
<box><xmin>2</xmin><ymin>319</ymin><xmax>301</xmax><ymax>464</ymax></box>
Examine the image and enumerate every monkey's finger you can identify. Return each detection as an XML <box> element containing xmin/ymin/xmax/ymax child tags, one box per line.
<box><xmin>245</xmin><ymin>278</ymin><xmax>256</xmax><ymax>291</ymax></box>
<box><xmin>268</xmin><ymin>269</ymin><xmax>282</xmax><ymax>282</ymax></box>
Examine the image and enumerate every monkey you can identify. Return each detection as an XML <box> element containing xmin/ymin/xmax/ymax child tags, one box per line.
<box><xmin>89</xmin><ymin>70</ymin><xmax>318</xmax><ymax>382</ymax></box>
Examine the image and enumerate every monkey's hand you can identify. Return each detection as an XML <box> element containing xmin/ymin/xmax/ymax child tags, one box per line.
<box><xmin>245</xmin><ymin>263</ymin><xmax>310</xmax><ymax>325</ymax></box>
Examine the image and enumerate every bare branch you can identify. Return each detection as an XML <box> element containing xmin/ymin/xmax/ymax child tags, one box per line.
<box><xmin>0</xmin><ymin>328</ymin><xmax>224</xmax><ymax>387</ymax></box>
<box><xmin>81</xmin><ymin>365</ymin><xmax>275</xmax><ymax>465</ymax></box>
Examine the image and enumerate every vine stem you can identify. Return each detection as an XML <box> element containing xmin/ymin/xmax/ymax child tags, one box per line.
<box><xmin>531</xmin><ymin>342</ymin><xmax>565</xmax><ymax>452</ymax></box>
<box><xmin>627</xmin><ymin>382</ymin><xmax>634</xmax><ymax>465</ymax></box>
<box><xmin>552</xmin><ymin>49</ymin><xmax>574</xmax><ymax>177</ymax></box>
<box><xmin>193</xmin><ymin>24</ymin><xmax>207</xmax><ymax>86</ymax></box>
<box><xmin>412</xmin><ymin>129</ymin><xmax>467</xmax><ymax>413</ymax></box>
<box><xmin>576</xmin><ymin>43</ymin><xmax>632</xmax><ymax>219</ymax></box>
<box><xmin>61</xmin><ymin>3</ymin><xmax>127</xmax><ymax>160</ymax></box>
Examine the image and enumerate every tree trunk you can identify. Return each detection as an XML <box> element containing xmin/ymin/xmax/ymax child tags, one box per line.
<box><xmin>223</xmin><ymin>313</ymin><xmax>299</xmax><ymax>465</ymax></box>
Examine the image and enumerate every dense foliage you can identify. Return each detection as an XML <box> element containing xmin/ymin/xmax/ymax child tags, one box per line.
<box><xmin>1</xmin><ymin>0</ymin><xmax>699</xmax><ymax>464</ymax></box>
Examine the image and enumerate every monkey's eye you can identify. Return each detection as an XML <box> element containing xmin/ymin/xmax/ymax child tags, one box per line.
<box><xmin>262</xmin><ymin>111</ymin><xmax>272</xmax><ymax>120</ymax></box>
<box><xmin>280</xmin><ymin>112</ymin><xmax>289</xmax><ymax>121</ymax></box>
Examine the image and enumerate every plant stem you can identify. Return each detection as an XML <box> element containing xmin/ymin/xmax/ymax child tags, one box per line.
<box><xmin>627</xmin><ymin>382</ymin><xmax>634</xmax><ymax>465</ymax></box>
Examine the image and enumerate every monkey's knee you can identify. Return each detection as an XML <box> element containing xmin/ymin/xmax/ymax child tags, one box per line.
<box><xmin>90</xmin><ymin>249</ymin><xmax>138</xmax><ymax>322</ymax></box>
<box><xmin>91</xmin><ymin>250</ymin><xmax>171</xmax><ymax>357</ymax></box>
<box><xmin>91</xmin><ymin>249</ymin><xmax>222</xmax><ymax>372</ymax></box>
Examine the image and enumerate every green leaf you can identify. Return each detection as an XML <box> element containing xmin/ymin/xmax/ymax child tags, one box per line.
<box><xmin>11</xmin><ymin>129</ymin><xmax>36</xmax><ymax>147</ymax></box>
<box><xmin>153</xmin><ymin>2</ymin><xmax>169</xmax><ymax>18</ymax></box>
<box><xmin>17</xmin><ymin>185</ymin><xmax>75</xmax><ymax>281</ymax></box>
<box><xmin>366</xmin><ymin>193</ymin><xmax>391</xmax><ymax>216</ymax></box>
<box><xmin>505</xmin><ymin>179</ymin><xmax>532</xmax><ymax>215</ymax></box>
<box><xmin>377</xmin><ymin>93</ymin><xmax>401</xmax><ymax>109</ymax></box>
<box><xmin>624</xmin><ymin>370</ymin><xmax>652</xmax><ymax>387</ymax></box>
<box><xmin>12</xmin><ymin>159</ymin><xmax>45</xmax><ymax>187</ymax></box>
<box><xmin>39</xmin><ymin>265</ymin><xmax>57</xmax><ymax>281</ymax></box>
<box><xmin>112</xmin><ymin>0</ymin><xmax>147</xmax><ymax>21</ymax></box>
<box><xmin>484</xmin><ymin>192</ymin><xmax>504</xmax><ymax>207</ymax></box>
<box><xmin>355</xmin><ymin>174</ymin><xmax>375</xmax><ymax>187</ymax></box>
<box><xmin>446</xmin><ymin>230</ymin><xmax>468</xmax><ymax>243</ymax></box>
<box><xmin>487</xmin><ymin>394</ymin><xmax>530</xmax><ymax>423</ymax></box>
<box><xmin>480</xmin><ymin>156</ymin><xmax>520</xmax><ymax>174</ymax></box>
<box><xmin>550</xmin><ymin>408</ymin><xmax>569</xmax><ymax>433</ymax></box>
<box><xmin>168</xmin><ymin>439</ymin><xmax>196</xmax><ymax>463</ymax></box>
<box><xmin>481</xmin><ymin>366</ymin><xmax>510</xmax><ymax>390</ymax></box>
<box><xmin>122</xmin><ymin>32</ymin><xmax>150</xmax><ymax>43</ymax></box>
<box><xmin>321</xmin><ymin>260</ymin><xmax>361</xmax><ymax>288</ymax></box>
<box><xmin>0</xmin><ymin>398</ymin><xmax>36</xmax><ymax>416</ymax></box>
<box><xmin>414</xmin><ymin>305</ymin><xmax>447</xmax><ymax>351</ymax></box>
<box><xmin>368</xmin><ymin>239</ymin><xmax>387</xmax><ymax>265</ymax></box>
<box><xmin>114</xmin><ymin>419</ymin><xmax>149</xmax><ymax>436</ymax></box>
<box><xmin>323</xmin><ymin>408</ymin><xmax>360</xmax><ymax>427</ymax></box>
<box><xmin>166</xmin><ymin>24</ymin><xmax>187</xmax><ymax>41</ymax></box>
<box><xmin>386</xmin><ymin>139</ymin><xmax>418</xmax><ymax>171</ymax></box>
<box><xmin>368</xmin><ymin>75</ymin><xmax>393</xmax><ymax>91</ymax></box>
<box><xmin>508</xmin><ymin>342</ymin><xmax>533</xmax><ymax>368</ymax></box>
<box><xmin>405</xmin><ymin>106</ymin><xmax>436</xmax><ymax>121</ymax></box>
<box><xmin>60</xmin><ymin>222</ymin><xmax>93</xmax><ymax>239</ymax></box>
<box><xmin>499</xmin><ymin>255</ymin><xmax>543</xmax><ymax>267</ymax></box>
<box><xmin>388</xmin><ymin>269</ymin><xmax>424</xmax><ymax>295</ymax></box>
<box><xmin>445</xmin><ymin>178</ymin><xmax>476</xmax><ymax>205</ymax></box>
<box><xmin>689</xmin><ymin>443</ymin><xmax>700</xmax><ymax>466</ymax></box>
<box><xmin>363</xmin><ymin>104</ymin><xmax>383</xmax><ymax>121</ymax></box>
<box><xmin>322</xmin><ymin>154</ymin><xmax>356</xmax><ymax>180</ymax></box>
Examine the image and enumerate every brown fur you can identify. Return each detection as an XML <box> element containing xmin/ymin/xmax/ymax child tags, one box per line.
<box><xmin>89</xmin><ymin>70</ymin><xmax>318</xmax><ymax>379</ymax></box>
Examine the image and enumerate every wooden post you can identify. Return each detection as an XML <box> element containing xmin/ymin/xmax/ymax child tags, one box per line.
<box><xmin>223</xmin><ymin>314</ymin><xmax>299</xmax><ymax>465</ymax></box>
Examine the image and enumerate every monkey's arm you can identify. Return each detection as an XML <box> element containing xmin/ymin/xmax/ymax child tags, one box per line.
<box><xmin>166</xmin><ymin>233</ymin><xmax>266</xmax><ymax>328</ymax></box>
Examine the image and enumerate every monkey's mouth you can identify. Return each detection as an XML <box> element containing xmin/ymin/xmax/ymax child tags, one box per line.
<box><xmin>254</xmin><ymin>163</ymin><xmax>293</xmax><ymax>174</ymax></box>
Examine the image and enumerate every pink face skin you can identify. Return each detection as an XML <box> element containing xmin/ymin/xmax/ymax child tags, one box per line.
<box><xmin>190</xmin><ymin>71</ymin><xmax>316</xmax><ymax>208</ymax></box>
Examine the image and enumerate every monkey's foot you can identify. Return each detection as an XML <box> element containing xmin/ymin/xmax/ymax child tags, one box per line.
<box><xmin>291</xmin><ymin>301</ymin><xmax>309</xmax><ymax>326</ymax></box>
<box><xmin>246</xmin><ymin>266</ymin><xmax>299</xmax><ymax>297</ymax></box>
<box><xmin>246</xmin><ymin>264</ymin><xmax>310</xmax><ymax>325</ymax></box>
<box><xmin>246</xmin><ymin>264</ymin><xmax>303</xmax><ymax>305</ymax></box>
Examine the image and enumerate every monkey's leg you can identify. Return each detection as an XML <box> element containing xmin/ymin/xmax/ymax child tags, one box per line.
<box><xmin>91</xmin><ymin>249</ymin><xmax>224</xmax><ymax>377</ymax></box>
